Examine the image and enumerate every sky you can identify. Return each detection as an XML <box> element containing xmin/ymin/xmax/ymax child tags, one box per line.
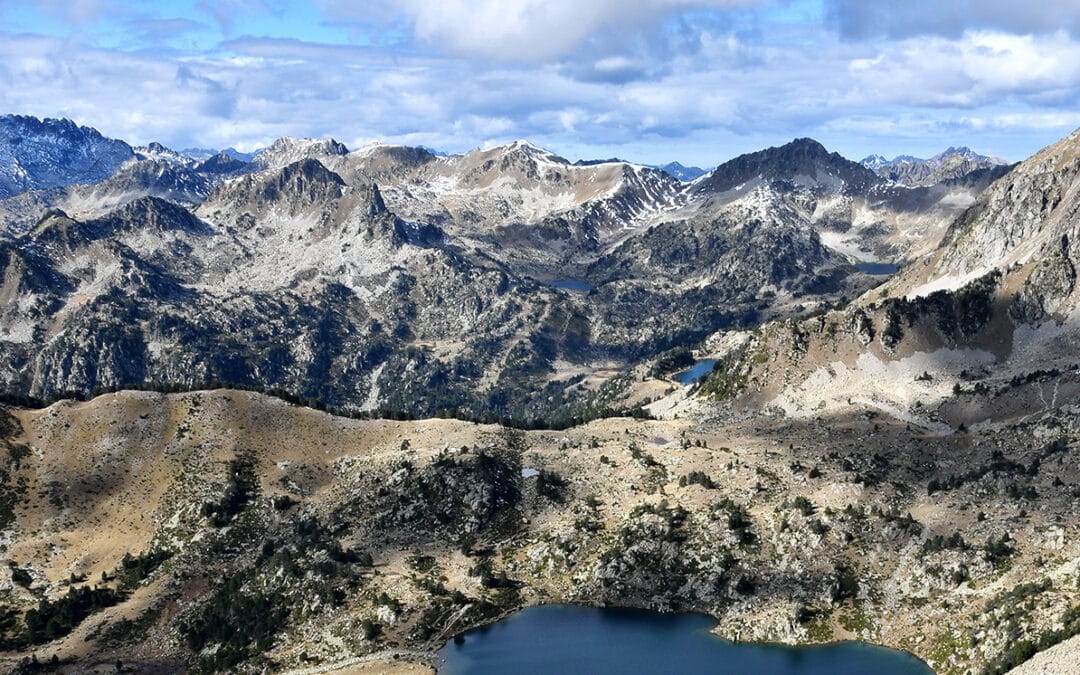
<box><xmin>1</xmin><ymin>0</ymin><xmax>1078</xmax><ymax>167</ymax></box>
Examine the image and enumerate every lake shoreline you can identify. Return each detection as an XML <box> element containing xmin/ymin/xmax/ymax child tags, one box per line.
<box><xmin>434</xmin><ymin>601</ymin><xmax>935</xmax><ymax>674</ymax></box>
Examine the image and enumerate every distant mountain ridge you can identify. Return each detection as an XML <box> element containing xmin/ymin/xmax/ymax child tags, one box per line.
<box><xmin>656</xmin><ymin>161</ymin><xmax>708</xmax><ymax>181</ymax></box>
<box><xmin>0</xmin><ymin>112</ymin><xmax>1019</xmax><ymax>418</ymax></box>
<box><xmin>0</xmin><ymin>131</ymin><xmax>256</xmax><ymax>235</ymax></box>
<box><xmin>0</xmin><ymin>114</ymin><xmax>134</xmax><ymax>199</ymax></box>
<box><xmin>861</xmin><ymin>146</ymin><xmax>1009</xmax><ymax>186</ymax></box>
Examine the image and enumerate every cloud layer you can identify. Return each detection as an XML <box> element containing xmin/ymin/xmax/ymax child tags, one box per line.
<box><xmin>0</xmin><ymin>0</ymin><xmax>1077</xmax><ymax>165</ymax></box>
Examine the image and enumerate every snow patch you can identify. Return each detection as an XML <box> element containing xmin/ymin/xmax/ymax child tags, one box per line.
<box><xmin>906</xmin><ymin>269</ymin><xmax>986</xmax><ymax>299</ymax></box>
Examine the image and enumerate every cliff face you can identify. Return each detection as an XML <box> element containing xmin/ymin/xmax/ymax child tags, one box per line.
<box><xmin>934</xmin><ymin>130</ymin><xmax>1080</xmax><ymax>291</ymax></box>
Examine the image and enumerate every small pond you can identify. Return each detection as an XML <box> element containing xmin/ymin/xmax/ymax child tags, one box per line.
<box><xmin>549</xmin><ymin>279</ymin><xmax>594</xmax><ymax>292</ymax></box>
<box><xmin>438</xmin><ymin>604</ymin><xmax>933</xmax><ymax>675</ymax></box>
<box><xmin>856</xmin><ymin>262</ymin><xmax>899</xmax><ymax>275</ymax></box>
<box><xmin>674</xmin><ymin>359</ymin><xmax>718</xmax><ymax>386</ymax></box>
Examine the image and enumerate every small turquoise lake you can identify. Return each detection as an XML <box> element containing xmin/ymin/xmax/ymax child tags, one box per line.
<box><xmin>857</xmin><ymin>262</ymin><xmax>899</xmax><ymax>275</ymax></box>
<box><xmin>438</xmin><ymin>605</ymin><xmax>933</xmax><ymax>674</ymax></box>
<box><xmin>674</xmin><ymin>359</ymin><xmax>718</xmax><ymax>385</ymax></box>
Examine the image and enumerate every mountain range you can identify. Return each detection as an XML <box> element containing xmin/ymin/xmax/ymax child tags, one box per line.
<box><xmin>0</xmin><ymin>117</ymin><xmax>1009</xmax><ymax>422</ymax></box>
<box><xmin>1</xmin><ymin>113</ymin><xmax>1079</xmax><ymax>674</ymax></box>
<box><xmin>861</xmin><ymin>146</ymin><xmax>1009</xmax><ymax>187</ymax></box>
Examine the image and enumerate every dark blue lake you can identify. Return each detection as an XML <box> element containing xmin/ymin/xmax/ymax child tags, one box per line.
<box><xmin>674</xmin><ymin>359</ymin><xmax>717</xmax><ymax>385</ymax></box>
<box><xmin>438</xmin><ymin>605</ymin><xmax>933</xmax><ymax>675</ymax></box>
<box><xmin>550</xmin><ymin>279</ymin><xmax>594</xmax><ymax>292</ymax></box>
<box><xmin>857</xmin><ymin>262</ymin><xmax>899</xmax><ymax>275</ymax></box>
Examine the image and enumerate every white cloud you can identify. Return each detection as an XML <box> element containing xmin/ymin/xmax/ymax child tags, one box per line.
<box><xmin>324</xmin><ymin>0</ymin><xmax>761</xmax><ymax>61</ymax></box>
<box><xmin>845</xmin><ymin>30</ymin><xmax>1080</xmax><ymax>108</ymax></box>
<box><xmin>960</xmin><ymin>112</ymin><xmax>1080</xmax><ymax>131</ymax></box>
<box><xmin>1</xmin><ymin>2</ymin><xmax>1079</xmax><ymax>167</ymax></box>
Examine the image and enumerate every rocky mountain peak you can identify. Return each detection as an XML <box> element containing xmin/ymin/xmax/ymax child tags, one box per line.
<box><xmin>506</xmin><ymin>139</ymin><xmax>561</xmax><ymax>156</ymax></box>
<box><xmin>194</xmin><ymin>152</ymin><xmax>253</xmax><ymax>176</ymax></box>
<box><xmin>862</xmin><ymin>146</ymin><xmax>1009</xmax><ymax>187</ymax></box>
<box><xmin>785</xmin><ymin>137</ymin><xmax>829</xmax><ymax>154</ymax></box>
<box><xmin>493</xmin><ymin>140</ymin><xmax>571</xmax><ymax>168</ymax></box>
<box><xmin>351</xmin><ymin>144</ymin><xmax>440</xmax><ymax>181</ymax></box>
<box><xmin>692</xmin><ymin>137</ymin><xmax>879</xmax><ymax>195</ymax></box>
<box><xmin>222</xmin><ymin>147</ymin><xmax>258</xmax><ymax>162</ymax></box>
<box><xmin>859</xmin><ymin>154</ymin><xmax>889</xmax><ymax>170</ymax></box>
<box><xmin>453</xmin><ymin>141</ymin><xmax>576</xmax><ymax>188</ymax></box>
<box><xmin>201</xmin><ymin>157</ymin><xmax>346</xmax><ymax>217</ymax></box>
<box><xmin>91</xmin><ymin>160</ymin><xmax>213</xmax><ymax>205</ymax></box>
<box><xmin>657</xmin><ymin>161</ymin><xmax>708</xmax><ymax>182</ymax></box>
<box><xmin>133</xmin><ymin>142</ymin><xmax>191</xmax><ymax>166</ymax></box>
<box><xmin>104</xmin><ymin>195</ymin><xmax>210</xmax><ymax>233</ymax></box>
<box><xmin>252</xmin><ymin>136</ymin><xmax>350</xmax><ymax>170</ymax></box>
<box><xmin>934</xmin><ymin>146</ymin><xmax>984</xmax><ymax>162</ymax></box>
<box><xmin>276</xmin><ymin>157</ymin><xmax>345</xmax><ymax>189</ymax></box>
<box><xmin>0</xmin><ymin>114</ymin><xmax>134</xmax><ymax>199</ymax></box>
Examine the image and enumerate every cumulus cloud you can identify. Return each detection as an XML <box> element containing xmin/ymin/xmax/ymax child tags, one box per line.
<box><xmin>846</xmin><ymin>30</ymin><xmax>1080</xmax><ymax>107</ymax></box>
<box><xmin>0</xmin><ymin>1</ymin><xmax>1078</xmax><ymax>165</ymax></box>
<box><xmin>322</xmin><ymin>0</ymin><xmax>762</xmax><ymax>61</ymax></box>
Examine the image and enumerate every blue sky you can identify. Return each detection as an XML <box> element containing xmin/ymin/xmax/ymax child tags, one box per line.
<box><xmin>1</xmin><ymin>0</ymin><xmax>1078</xmax><ymax>166</ymax></box>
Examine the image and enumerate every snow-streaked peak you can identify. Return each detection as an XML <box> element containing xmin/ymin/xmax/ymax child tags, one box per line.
<box><xmin>133</xmin><ymin>142</ymin><xmax>196</xmax><ymax>167</ymax></box>
<box><xmin>929</xmin><ymin>146</ymin><xmax>1008</xmax><ymax>166</ymax></box>
<box><xmin>859</xmin><ymin>154</ymin><xmax>889</xmax><ymax>170</ymax></box>
<box><xmin>0</xmin><ymin>114</ymin><xmax>135</xmax><ymax>199</ymax></box>
<box><xmin>253</xmin><ymin>136</ymin><xmax>349</xmax><ymax>170</ymax></box>
<box><xmin>479</xmin><ymin>139</ymin><xmax>570</xmax><ymax>167</ymax></box>
<box><xmin>861</xmin><ymin>146</ymin><xmax>1009</xmax><ymax>187</ymax></box>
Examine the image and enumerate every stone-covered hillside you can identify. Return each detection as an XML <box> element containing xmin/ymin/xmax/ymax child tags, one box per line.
<box><xmin>0</xmin><ymin>389</ymin><xmax>1075</xmax><ymax>674</ymax></box>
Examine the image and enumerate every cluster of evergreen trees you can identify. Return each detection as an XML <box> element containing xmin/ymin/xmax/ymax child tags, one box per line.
<box><xmin>24</xmin><ymin>586</ymin><xmax>124</xmax><ymax>644</ymax></box>
<box><xmin>0</xmin><ymin>379</ymin><xmax>655</xmax><ymax>432</ymax></box>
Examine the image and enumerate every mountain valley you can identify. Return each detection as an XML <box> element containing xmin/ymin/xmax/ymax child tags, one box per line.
<box><xmin>0</xmin><ymin>114</ymin><xmax>1078</xmax><ymax>674</ymax></box>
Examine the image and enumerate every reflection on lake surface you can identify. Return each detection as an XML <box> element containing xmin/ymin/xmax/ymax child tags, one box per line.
<box><xmin>438</xmin><ymin>605</ymin><xmax>933</xmax><ymax>675</ymax></box>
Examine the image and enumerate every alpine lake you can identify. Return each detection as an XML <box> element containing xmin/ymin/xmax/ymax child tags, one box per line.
<box><xmin>437</xmin><ymin>604</ymin><xmax>933</xmax><ymax>674</ymax></box>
